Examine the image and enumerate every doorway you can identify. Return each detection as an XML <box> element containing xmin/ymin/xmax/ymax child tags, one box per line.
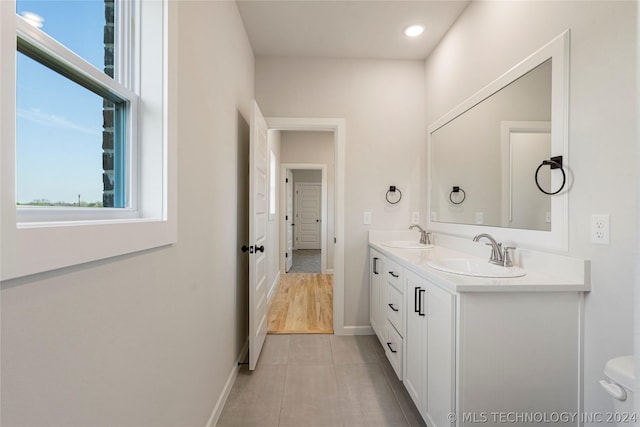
<box><xmin>265</xmin><ymin>118</ymin><xmax>346</xmax><ymax>336</ymax></box>
<box><xmin>269</xmin><ymin>131</ymin><xmax>334</xmax><ymax>334</ymax></box>
<box><xmin>283</xmin><ymin>165</ymin><xmax>328</xmax><ymax>274</ymax></box>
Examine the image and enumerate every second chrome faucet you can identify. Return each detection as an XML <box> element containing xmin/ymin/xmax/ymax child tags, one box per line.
<box><xmin>472</xmin><ymin>233</ymin><xmax>515</xmax><ymax>267</ymax></box>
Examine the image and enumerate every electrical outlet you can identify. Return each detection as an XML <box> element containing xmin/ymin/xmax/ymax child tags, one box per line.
<box><xmin>431</xmin><ymin>211</ymin><xmax>437</xmax><ymax>221</ymax></box>
<box><xmin>475</xmin><ymin>212</ymin><xmax>484</xmax><ymax>224</ymax></box>
<box><xmin>591</xmin><ymin>214</ymin><xmax>610</xmax><ymax>245</ymax></box>
<box><xmin>363</xmin><ymin>211</ymin><xmax>372</xmax><ymax>225</ymax></box>
<box><xmin>545</xmin><ymin>212</ymin><xmax>551</xmax><ymax>223</ymax></box>
<box><xmin>411</xmin><ymin>211</ymin><xmax>420</xmax><ymax>224</ymax></box>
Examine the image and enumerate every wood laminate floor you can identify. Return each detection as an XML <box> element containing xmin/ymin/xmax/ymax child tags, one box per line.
<box><xmin>267</xmin><ymin>273</ymin><xmax>333</xmax><ymax>334</ymax></box>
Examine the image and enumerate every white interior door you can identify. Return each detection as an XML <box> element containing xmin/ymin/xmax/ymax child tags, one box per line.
<box><xmin>295</xmin><ymin>183</ymin><xmax>321</xmax><ymax>250</ymax></box>
<box><xmin>285</xmin><ymin>170</ymin><xmax>294</xmax><ymax>272</ymax></box>
<box><xmin>509</xmin><ymin>131</ymin><xmax>551</xmax><ymax>230</ymax></box>
<box><xmin>248</xmin><ymin>100</ymin><xmax>268</xmax><ymax>371</ymax></box>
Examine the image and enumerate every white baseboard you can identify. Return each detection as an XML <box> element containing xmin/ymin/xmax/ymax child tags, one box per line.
<box><xmin>324</xmin><ymin>268</ymin><xmax>334</xmax><ymax>274</ymax></box>
<box><xmin>336</xmin><ymin>325</ymin><xmax>374</xmax><ymax>336</ymax></box>
<box><xmin>205</xmin><ymin>340</ymin><xmax>249</xmax><ymax>427</ymax></box>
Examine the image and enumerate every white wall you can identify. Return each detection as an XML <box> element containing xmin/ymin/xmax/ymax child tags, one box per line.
<box><xmin>281</xmin><ymin>131</ymin><xmax>335</xmax><ymax>270</ymax></box>
<box><xmin>256</xmin><ymin>58</ymin><xmax>426</xmax><ymax>327</ymax></box>
<box><xmin>0</xmin><ymin>2</ymin><xmax>256</xmax><ymax>426</ymax></box>
<box><xmin>424</xmin><ymin>0</ymin><xmax>636</xmax><ymax>418</ymax></box>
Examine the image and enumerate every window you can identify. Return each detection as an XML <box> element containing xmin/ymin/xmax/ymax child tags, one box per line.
<box><xmin>15</xmin><ymin>0</ymin><xmax>134</xmax><ymax>215</ymax></box>
<box><xmin>1</xmin><ymin>0</ymin><xmax>177</xmax><ymax>279</ymax></box>
<box><xmin>269</xmin><ymin>150</ymin><xmax>277</xmax><ymax>220</ymax></box>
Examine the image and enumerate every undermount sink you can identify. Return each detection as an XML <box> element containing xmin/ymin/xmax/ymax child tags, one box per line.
<box><xmin>381</xmin><ymin>241</ymin><xmax>434</xmax><ymax>249</ymax></box>
<box><xmin>426</xmin><ymin>258</ymin><xmax>526</xmax><ymax>278</ymax></box>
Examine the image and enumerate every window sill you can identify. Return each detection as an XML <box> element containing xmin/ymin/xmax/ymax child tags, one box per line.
<box><xmin>17</xmin><ymin>216</ymin><xmax>162</xmax><ymax>229</ymax></box>
<box><xmin>17</xmin><ymin>206</ymin><xmax>141</xmax><ymax>224</ymax></box>
<box><xmin>2</xmin><ymin>216</ymin><xmax>176</xmax><ymax>281</ymax></box>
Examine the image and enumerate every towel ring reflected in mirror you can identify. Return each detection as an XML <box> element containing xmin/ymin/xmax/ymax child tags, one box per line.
<box><xmin>449</xmin><ymin>186</ymin><xmax>466</xmax><ymax>205</ymax></box>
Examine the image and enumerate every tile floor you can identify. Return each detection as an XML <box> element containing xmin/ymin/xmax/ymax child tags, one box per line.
<box><xmin>217</xmin><ymin>334</ymin><xmax>426</xmax><ymax>427</ymax></box>
<box><xmin>288</xmin><ymin>250</ymin><xmax>321</xmax><ymax>273</ymax></box>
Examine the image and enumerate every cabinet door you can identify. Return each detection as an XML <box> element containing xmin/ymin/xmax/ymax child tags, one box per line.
<box><xmin>369</xmin><ymin>250</ymin><xmax>384</xmax><ymax>344</ymax></box>
<box><xmin>425</xmin><ymin>282</ymin><xmax>455</xmax><ymax>427</ymax></box>
<box><xmin>403</xmin><ymin>270</ymin><xmax>427</xmax><ymax>414</ymax></box>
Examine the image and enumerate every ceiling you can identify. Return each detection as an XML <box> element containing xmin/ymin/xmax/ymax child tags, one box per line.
<box><xmin>236</xmin><ymin>0</ymin><xmax>471</xmax><ymax>61</ymax></box>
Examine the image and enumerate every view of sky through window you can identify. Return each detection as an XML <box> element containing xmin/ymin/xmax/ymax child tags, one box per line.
<box><xmin>16</xmin><ymin>0</ymin><xmax>110</xmax><ymax>206</ymax></box>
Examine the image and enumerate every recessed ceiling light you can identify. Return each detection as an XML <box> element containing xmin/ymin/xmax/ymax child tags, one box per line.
<box><xmin>404</xmin><ymin>25</ymin><xmax>425</xmax><ymax>38</ymax></box>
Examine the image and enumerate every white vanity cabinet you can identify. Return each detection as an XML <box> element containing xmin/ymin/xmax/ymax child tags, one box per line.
<box><xmin>404</xmin><ymin>269</ymin><xmax>455</xmax><ymax>427</ymax></box>
<box><xmin>369</xmin><ymin>241</ymin><xmax>588</xmax><ymax>427</ymax></box>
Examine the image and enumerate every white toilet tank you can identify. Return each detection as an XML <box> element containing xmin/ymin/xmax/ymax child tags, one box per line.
<box><xmin>600</xmin><ymin>355</ymin><xmax>635</xmax><ymax>423</ymax></box>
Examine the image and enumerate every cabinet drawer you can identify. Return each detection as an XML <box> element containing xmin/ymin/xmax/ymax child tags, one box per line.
<box><xmin>384</xmin><ymin>259</ymin><xmax>403</xmax><ymax>290</ymax></box>
<box><xmin>386</xmin><ymin>283</ymin><xmax>404</xmax><ymax>336</ymax></box>
<box><xmin>385</xmin><ymin>321</ymin><xmax>403</xmax><ymax>381</ymax></box>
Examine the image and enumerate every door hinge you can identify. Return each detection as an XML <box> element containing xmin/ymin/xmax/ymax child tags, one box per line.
<box><xmin>285</xmin><ymin>252</ymin><xmax>288</xmax><ymax>258</ymax></box>
<box><xmin>334</xmin><ymin>238</ymin><xmax>337</xmax><ymax>244</ymax></box>
<box><xmin>285</xmin><ymin>178</ymin><xmax>289</xmax><ymax>183</ymax></box>
<box><xmin>285</xmin><ymin>215</ymin><xmax>288</xmax><ymax>220</ymax></box>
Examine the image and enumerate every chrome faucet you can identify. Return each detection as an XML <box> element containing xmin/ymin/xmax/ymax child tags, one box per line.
<box><xmin>472</xmin><ymin>234</ymin><xmax>516</xmax><ymax>267</ymax></box>
<box><xmin>409</xmin><ymin>224</ymin><xmax>432</xmax><ymax>245</ymax></box>
<box><xmin>473</xmin><ymin>233</ymin><xmax>503</xmax><ymax>266</ymax></box>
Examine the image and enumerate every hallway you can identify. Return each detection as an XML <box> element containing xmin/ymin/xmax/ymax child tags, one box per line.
<box><xmin>217</xmin><ymin>334</ymin><xmax>425</xmax><ymax>427</ymax></box>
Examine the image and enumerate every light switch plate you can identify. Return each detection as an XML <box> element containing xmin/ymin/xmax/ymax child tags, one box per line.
<box><xmin>363</xmin><ymin>211</ymin><xmax>372</xmax><ymax>225</ymax></box>
<box><xmin>411</xmin><ymin>211</ymin><xmax>420</xmax><ymax>224</ymax></box>
<box><xmin>475</xmin><ymin>212</ymin><xmax>484</xmax><ymax>224</ymax></box>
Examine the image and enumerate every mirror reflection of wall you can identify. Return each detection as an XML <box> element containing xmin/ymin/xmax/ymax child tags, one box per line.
<box><xmin>430</xmin><ymin>59</ymin><xmax>552</xmax><ymax>231</ymax></box>
<box><xmin>502</xmin><ymin>123</ymin><xmax>551</xmax><ymax>231</ymax></box>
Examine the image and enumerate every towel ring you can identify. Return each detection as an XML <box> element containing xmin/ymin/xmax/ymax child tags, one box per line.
<box><xmin>535</xmin><ymin>156</ymin><xmax>566</xmax><ymax>195</ymax></box>
<box><xmin>449</xmin><ymin>186</ymin><xmax>466</xmax><ymax>205</ymax></box>
<box><xmin>385</xmin><ymin>186</ymin><xmax>402</xmax><ymax>204</ymax></box>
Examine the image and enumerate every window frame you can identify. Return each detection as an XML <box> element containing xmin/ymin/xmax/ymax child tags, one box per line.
<box><xmin>0</xmin><ymin>0</ymin><xmax>177</xmax><ymax>280</ymax></box>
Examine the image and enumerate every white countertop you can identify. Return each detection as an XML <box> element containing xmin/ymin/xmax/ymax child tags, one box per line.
<box><xmin>369</xmin><ymin>233</ymin><xmax>590</xmax><ymax>293</ymax></box>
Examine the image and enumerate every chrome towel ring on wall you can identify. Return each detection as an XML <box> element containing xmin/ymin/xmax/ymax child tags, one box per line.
<box><xmin>535</xmin><ymin>155</ymin><xmax>566</xmax><ymax>195</ymax></box>
<box><xmin>449</xmin><ymin>186</ymin><xmax>466</xmax><ymax>205</ymax></box>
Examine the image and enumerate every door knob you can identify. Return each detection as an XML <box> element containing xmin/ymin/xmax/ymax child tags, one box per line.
<box><xmin>255</xmin><ymin>245</ymin><xmax>265</xmax><ymax>253</ymax></box>
<box><xmin>241</xmin><ymin>245</ymin><xmax>253</xmax><ymax>253</ymax></box>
